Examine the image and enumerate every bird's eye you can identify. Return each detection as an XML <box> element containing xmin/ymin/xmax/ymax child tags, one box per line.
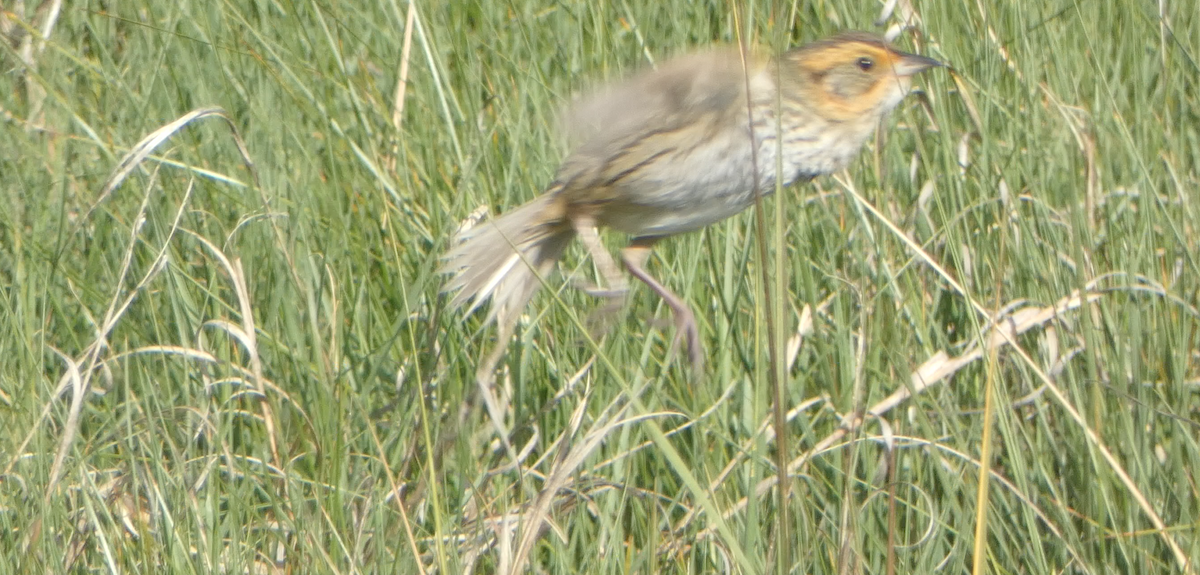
<box><xmin>856</xmin><ymin>57</ymin><xmax>874</xmax><ymax>71</ymax></box>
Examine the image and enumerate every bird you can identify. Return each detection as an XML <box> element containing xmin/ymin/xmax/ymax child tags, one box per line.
<box><xmin>441</xmin><ymin>31</ymin><xmax>940</xmax><ymax>371</ymax></box>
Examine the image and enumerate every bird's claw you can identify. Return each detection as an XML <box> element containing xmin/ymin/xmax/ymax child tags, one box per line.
<box><xmin>665</xmin><ymin>304</ymin><xmax>703</xmax><ymax>374</ymax></box>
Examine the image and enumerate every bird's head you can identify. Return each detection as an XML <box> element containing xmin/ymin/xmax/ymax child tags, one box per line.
<box><xmin>779</xmin><ymin>32</ymin><xmax>940</xmax><ymax>122</ymax></box>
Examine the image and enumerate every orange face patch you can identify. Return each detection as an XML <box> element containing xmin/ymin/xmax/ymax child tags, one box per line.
<box><xmin>793</xmin><ymin>42</ymin><xmax>902</xmax><ymax>77</ymax></box>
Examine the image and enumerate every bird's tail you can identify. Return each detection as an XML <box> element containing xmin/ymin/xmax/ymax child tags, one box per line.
<box><xmin>441</xmin><ymin>193</ymin><xmax>574</xmax><ymax>332</ymax></box>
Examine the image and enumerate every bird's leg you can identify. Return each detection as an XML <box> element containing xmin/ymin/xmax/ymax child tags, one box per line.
<box><xmin>570</xmin><ymin>215</ymin><xmax>628</xmax><ymax>298</ymax></box>
<box><xmin>570</xmin><ymin>216</ymin><xmax>628</xmax><ymax>332</ymax></box>
<box><xmin>621</xmin><ymin>237</ymin><xmax>703</xmax><ymax>369</ymax></box>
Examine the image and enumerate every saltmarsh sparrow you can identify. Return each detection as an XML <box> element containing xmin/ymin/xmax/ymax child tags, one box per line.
<box><xmin>442</xmin><ymin>31</ymin><xmax>940</xmax><ymax>369</ymax></box>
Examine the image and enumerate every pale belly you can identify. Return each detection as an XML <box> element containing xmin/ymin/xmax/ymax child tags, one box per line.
<box><xmin>599</xmin><ymin>194</ymin><xmax>759</xmax><ymax>237</ymax></box>
<box><xmin>595</xmin><ymin>136</ymin><xmax>820</xmax><ymax>238</ymax></box>
<box><xmin>577</xmin><ymin>106</ymin><xmax>871</xmax><ymax>238</ymax></box>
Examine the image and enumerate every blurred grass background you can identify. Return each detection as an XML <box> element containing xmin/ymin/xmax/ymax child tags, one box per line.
<box><xmin>2</xmin><ymin>0</ymin><xmax>1198</xmax><ymax>573</ymax></box>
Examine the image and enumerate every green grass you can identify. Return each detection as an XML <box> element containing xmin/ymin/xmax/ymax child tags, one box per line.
<box><xmin>2</xmin><ymin>1</ymin><xmax>1198</xmax><ymax>573</ymax></box>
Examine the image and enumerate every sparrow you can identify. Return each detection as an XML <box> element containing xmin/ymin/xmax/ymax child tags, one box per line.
<box><xmin>442</xmin><ymin>31</ymin><xmax>940</xmax><ymax>369</ymax></box>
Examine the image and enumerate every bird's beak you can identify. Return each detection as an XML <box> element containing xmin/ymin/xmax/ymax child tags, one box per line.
<box><xmin>891</xmin><ymin>52</ymin><xmax>942</xmax><ymax>76</ymax></box>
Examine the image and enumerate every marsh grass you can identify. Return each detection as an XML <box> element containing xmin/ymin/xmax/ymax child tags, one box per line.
<box><xmin>2</xmin><ymin>1</ymin><xmax>1198</xmax><ymax>573</ymax></box>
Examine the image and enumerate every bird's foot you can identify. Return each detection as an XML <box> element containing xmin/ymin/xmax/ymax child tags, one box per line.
<box><xmin>665</xmin><ymin>303</ymin><xmax>703</xmax><ymax>372</ymax></box>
